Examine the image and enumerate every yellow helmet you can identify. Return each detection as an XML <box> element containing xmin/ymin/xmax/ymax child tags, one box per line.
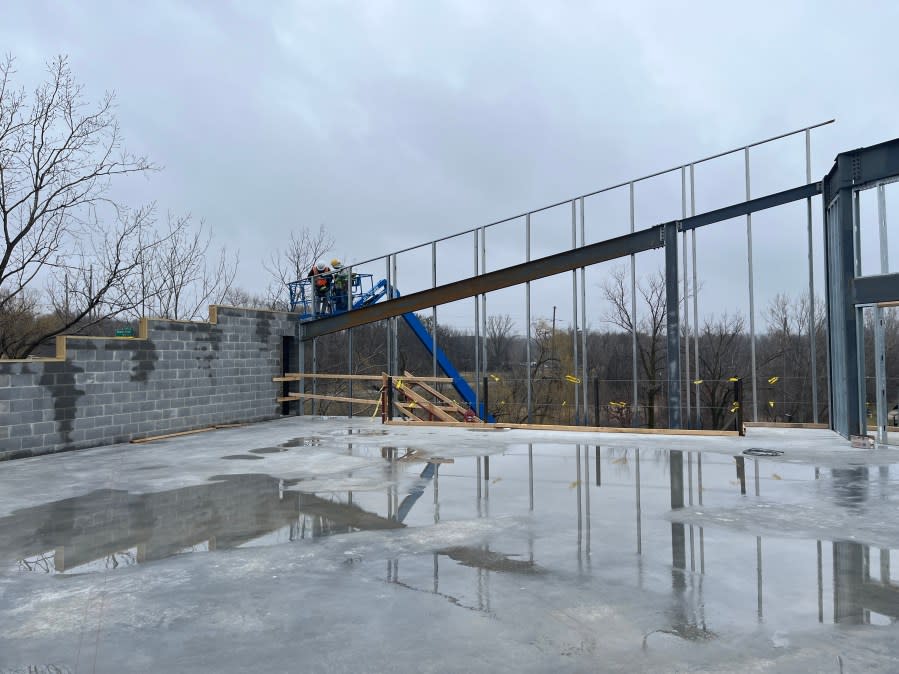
<box><xmin>331</xmin><ymin>258</ymin><xmax>342</xmax><ymax>268</ymax></box>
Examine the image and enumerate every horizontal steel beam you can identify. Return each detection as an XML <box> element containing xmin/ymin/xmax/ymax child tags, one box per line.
<box><xmin>677</xmin><ymin>182</ymin><xmax>822</xmax><ymax>231</ymax></box>
<box><xmin>302</xmin><ymin>226</ymin><xmax>664</xmax><ymax>339</ymax></box>
<box><xmin>853</xmin><ymin>272</ymin><xmax>899</xmax><ymax>305</ymax></box>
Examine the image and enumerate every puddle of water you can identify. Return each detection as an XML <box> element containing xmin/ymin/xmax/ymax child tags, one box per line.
<box><xmin>4</xmin><ymin>444</ymin><xmax>899</xmax><ymax>635</ymax></box>
<box><xmin>250</xmin><ymin>447</ymin><xmax>289</xmax><ymax>454</ymax></box>
<box><xmin>221</xmin><ymin>454</ymin><xmax>265</xmax><ymax>460</ymax></box>
<box><xmin>280</xmin><ymin>437</ymin><xmax>324</xmax><ymax>447</ymax></box>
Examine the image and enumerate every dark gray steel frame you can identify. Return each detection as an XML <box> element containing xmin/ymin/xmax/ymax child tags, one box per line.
<box><xmin>823</xmin><ymin>137</ymin><xmax>899</xmax><ymax>438</ymax></box>
<box><xmin>302</xmin><ymin>181</ymin><xmax>823</xmax><ymax>430</ymax></box>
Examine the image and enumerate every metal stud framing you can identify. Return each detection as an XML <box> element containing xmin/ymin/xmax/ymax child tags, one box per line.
<box><xmin>294</xmin><ymin>122</ymin><xmax>868</xmax><ymax>434</ymax></box>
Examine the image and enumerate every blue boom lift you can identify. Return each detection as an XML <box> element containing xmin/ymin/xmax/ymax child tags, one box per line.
<box><xmin>288</xmin><ymin>274</ymin><xmax>494</xmax><ymax>422</ymax></box>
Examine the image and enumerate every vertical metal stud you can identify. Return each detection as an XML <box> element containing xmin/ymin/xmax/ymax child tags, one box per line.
<box><xmin>311</xmin><ymin>336</ymin><xmax>318</xmax><ymax>416</ymax></box>
<box><xmin>745</xmin><ymin>147</ymin><xmax>759</xmax><ymax>422</ymax></box>
<box><xmin>629</xmin><ymin>182</ymin><xmax>638</xmax><ymax>426</ymax></box>
<box><xmin>391</xmin><ymin>254</ymin><xmax>398</xmax><ymax>376</ymax></box>
<box><xmin>682</xmin><ymin>167</ymin><xmax>690</xmax><ymax>427</ymax></box>
<box><xmin>473</xmin><ymin>230</ymin><xmax>480</xmax><ymax>415</ymax></box>
<box><xmin>806</xmin><ymin>130</ymin><xmax>819</xmax><ymax>423</ymax></box>
<box><xmin>481</xmin><ymin>226</ymin><xmax>488</xmax><ymax>418</ymax></box>
<box><xmin>348</xmin><ymin>328</ymin><xmax>354</xmax><ymax>417</ymax></box>
<box><xmin>691</xmin><ymin>164</ymin><xmax>701</xmax><ymax>428</ymax></box>
<box><xmin>432</xmin><ymin>241</ymin><xmax>438</xmax><ymax>380</ymax></box>
<box><xmin>526</xmin><ymin>213</ymin><xmax>532</xmax><ymax>422</ymax></box>
<box><xmin>571</xmin><ymin>200</ymin><xmax>579</xmax><ymax>424</ymax></box>
<box><xmin>875</xmin><ymin>183</ymin><xmax>890</xmax><ymax>443</ymax></box>
<box><xmin>580</xmin><ymin>196</ymin><xmax>588</xmax><ymax>422</ymax></box>
<box><xmin>385</xmin><ymin>256</ymin><xmax>393</xmax><ymax>377</ymax></box>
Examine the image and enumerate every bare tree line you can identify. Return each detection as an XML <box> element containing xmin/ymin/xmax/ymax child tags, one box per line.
<box><xmin>0</xmin><ymin>55</ymin><xmax>331</xmax><ymax>358</ymax></box>
<box><xmin>306</xmin><ymin>264</ymin><xmax>893</xmax><ymax>431</ymax></box>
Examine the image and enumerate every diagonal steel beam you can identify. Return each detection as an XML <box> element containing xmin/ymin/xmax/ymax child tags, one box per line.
<box><xmin>677</xmin><ymin>182</ymin><xmax>822</xmax><ymax>231</ymax></box>
<box><xmin>301</xmin><ymin>181</ymin><xmax>824</xmax><ymax>340</ymax></box>
<box><xmin>302</xmin><ymin>226</ymin><xmax>664</xmax><ymax>339</ymax></box>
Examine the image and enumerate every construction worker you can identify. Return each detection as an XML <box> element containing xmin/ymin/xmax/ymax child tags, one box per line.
<box><xmin>307</xmin><ymin>260</ymin><xmax>332</xmax><ymax>315</ymax></box>
<box><xmin>331</xmin><ymin>258</ymin><xmax>355</xmax><ymax>312</ymax></box>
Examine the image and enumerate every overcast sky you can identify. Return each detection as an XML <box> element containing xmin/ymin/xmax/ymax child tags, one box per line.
<box><xmin>3</xmin><ymin>1</ymin><xmax>899</xmax><ymax>332</ymax></box>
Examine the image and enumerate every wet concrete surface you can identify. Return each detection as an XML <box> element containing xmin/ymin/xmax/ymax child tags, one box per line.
<box><xmin>2</xmin><ymin>418</ymin><xmax>899</xmax><ymax>672</ymax></box>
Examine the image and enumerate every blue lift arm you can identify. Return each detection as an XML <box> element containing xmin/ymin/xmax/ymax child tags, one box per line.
<box><xmin>343</xmin><ymin>279</ymin><xmax>494</xmax><ymax>422</ymax></box>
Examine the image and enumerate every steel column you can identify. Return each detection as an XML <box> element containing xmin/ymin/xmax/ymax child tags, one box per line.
<box><xmin>665</xmin><ymin>221</ymin><xmax>682</xmax><ymax>429</ymax></box>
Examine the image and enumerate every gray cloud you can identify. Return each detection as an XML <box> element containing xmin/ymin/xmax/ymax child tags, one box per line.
<box><xmin>3</xmin><ymin>0</ymin><xmax>898</xmax><ymax>331</ymax></box>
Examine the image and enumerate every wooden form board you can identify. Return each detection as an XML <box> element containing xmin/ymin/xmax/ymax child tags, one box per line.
<box><xmin>744</xmin><ymin>421</ymin><xmax>830</xmax><ymax>430</ymax></box>
<box><xmin>275</xmin><ymin>372</ymin><xmax>453</xmax><ymax>383</ymax></box>
<box><xmin>395</xmin><ymin>383</ymin><xmax>457</xmax><ymax>422</ymax></box>
<box><xmin>277</xmin><ymin>392</ymin><xmax>380</xmax><ymax>406</ymax></box>
<box><xmin>402</xmin><ymin>371</ymin><xmax>471</xmax><ymax>413</ymax></box>
<box><xmin>384</xmin><ymin>420</ymin><xmax>738</xmax><ymax>436</ymax></box>
<box><xmin>130</xmin><ymin>423</ymin><xmax>244</xmax><ymax>444</ymax></box>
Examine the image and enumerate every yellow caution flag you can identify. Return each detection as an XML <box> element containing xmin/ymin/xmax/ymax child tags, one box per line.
<box><xmin>490</xmin><ymin>374</ymin><xmax>501</xmax><ymax>382</ymax></box>
<box><xmin>767</xmin><ymin>376</ymin><xmax>779</xmax><ymax>384</ymax></box>
<box><xmin>565</xmin><ymin>374</ymin><xmax>581</xmax><ymax>384</ymax></box>
<box><xmin>728</xmin><ymin>376</ymin><xmax>740</xmax><ymax>382</ymax></box>
<box><xmin>692</xmin><ymin>379</ymin><xmax>704</xmax><ymax>385</ymax></box>
<box><xmin>768</xmin><ymin>400</ymin><xmax>775</xmax><ymax>408</ymax></box>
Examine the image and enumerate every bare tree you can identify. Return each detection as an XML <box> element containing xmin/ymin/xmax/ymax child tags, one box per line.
<box><xmin>123</xmin><ymin>212</ymin><xmax>238</xmax><ymax>321</ymax></box>
<box><xmin>696</xmin><ymin>313</ymin><xmax>747</xmax><ymax>430</ymax></box>
<box><xmin>263</xmin><ymin>225</ymin><xmax>333</xmax><ymax>310</ymax></box>
<box><xmin>602</xmin><ymin>266</ymin><xmax>667</xmax><ymax>427</ymax></box>
<box><xmin>486</xmin><ymin>314</ymin><xmax>515</xmax><ymax>369</ymax></box>
<box><xmin>0</xmin><ymin>55</ymin><xmax>162</xmax><ymax>357</ymax></box>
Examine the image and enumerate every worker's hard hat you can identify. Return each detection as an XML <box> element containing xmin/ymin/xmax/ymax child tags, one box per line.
<box><xmin>315</xmin><ymin>261</ymin><xmax>326</xmax><ymax>272</ymax></box>
<box><xmin>331</xmin><ymin>258</ymin><xmax>342</xmax><ymax>268</ymax></box>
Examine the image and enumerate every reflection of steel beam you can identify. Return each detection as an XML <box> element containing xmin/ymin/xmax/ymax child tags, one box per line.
<box><xmin>296</xmin><ymin>492</ymin><xmax>404</xmax><ymax>531</ymax></box>
<box><xmin>859</xmin><ymin>581</ymin><xmax>899</xmax><ymax>619</ymax></box>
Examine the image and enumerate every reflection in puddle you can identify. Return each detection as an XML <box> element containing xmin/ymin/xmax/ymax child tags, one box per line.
<box><xmin>4</xmin><ymin>445</ymin><xmax>899</xmax><ymax>635</ymax></box>
<box><xmin>281</xmin><ymin>437</ymin><xmax>323</xmax><ymax>448</ymax></box>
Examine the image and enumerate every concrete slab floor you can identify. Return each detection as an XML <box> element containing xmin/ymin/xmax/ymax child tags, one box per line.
<box><xmin>2</xmin><ymin>417</ymin><xmax>899</xmax><ymax>673</ymax></box>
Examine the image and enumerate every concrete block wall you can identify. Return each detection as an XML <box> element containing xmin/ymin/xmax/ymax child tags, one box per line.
<box><xmin>0</xmin><ymin>306</ymin><xmax>298</xmax><ymax>460</ymax></box>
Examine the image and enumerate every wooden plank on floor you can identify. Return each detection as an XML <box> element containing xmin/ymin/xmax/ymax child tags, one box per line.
<box><xmin>744</xmin><ymin>422</ymin><xmax>830</xmax><ymax>429</ymax></box>
<box><xmin>130</xmin><ymin>426</ymin><xmax>217</xmax><ymax>443</ymax></box>
<box><xmin>383</xmin><ymin>420</ymin><xmax>738</xmax><ymax>436</ymax></box>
